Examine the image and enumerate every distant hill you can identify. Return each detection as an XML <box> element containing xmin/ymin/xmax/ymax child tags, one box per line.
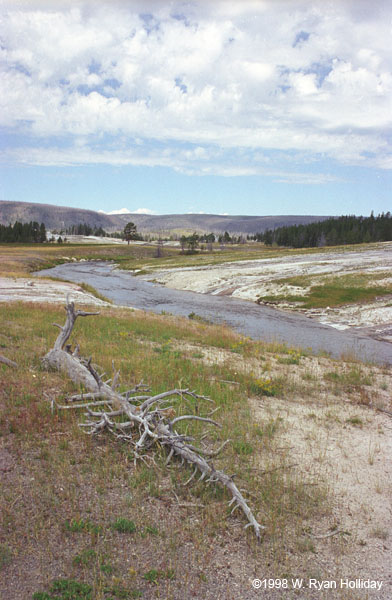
<box><xmin>0</xmin><ymin>200</ymin><xmax>331</xmax><ymax>236</ymax></box>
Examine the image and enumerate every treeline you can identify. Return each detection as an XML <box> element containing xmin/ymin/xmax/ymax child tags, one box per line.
<box><xmin>178</xmin><ymin>231</ymin><xmax>247</xmax><ymax>253</ymax></box>
<box><xmin>0</xmin><ymin>221</ymin><xmax>46</xmax><ymax>243</ymax></box>
<box><xmin>252</xmin><ymin>213</ymin><xmax>392</xmax><ymax>248</ymax></box>
<box><xmin>64</xmin><ymin>223</ymin><xmax>107</xmax><ymax>236</ymax></box>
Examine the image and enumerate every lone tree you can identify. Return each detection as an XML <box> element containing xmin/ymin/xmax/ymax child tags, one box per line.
<box><xmin>123</xmin><ymin>222</ymin><xmax>138</xmax><ymax>244</ymax></box>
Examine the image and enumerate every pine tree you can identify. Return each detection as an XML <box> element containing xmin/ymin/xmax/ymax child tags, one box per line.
<box><xmin>123</xmin><ymin>222</ymin><xmax>138</xmax><ymax>244</ymax></box>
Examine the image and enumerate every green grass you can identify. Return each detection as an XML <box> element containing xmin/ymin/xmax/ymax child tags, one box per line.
<box><xmin>324</xmin><ymin>367</ymin><xmax>373</xmax><ymax>389</ymax></box>
<box><xmin>0</xmin><ymin>544</ymin><xmax>12</xmax><ymax>570</ymax></box>
<box><xmin>111</xmin><ymin>518</ymin><xmax>137</xmax><ymax>534</ymax></box>
<box><xmin>33</xmin><ymin>579</ymin><xmax>92</xmax><ymax>600</ymax></box>
<box><xmin>345</xmin><ymin>416</ymin><xmax>363</xmax><ymax>427</ymax></box>
<box><xmin>143</xmin><ymin>568</ymin><xmax>175</xmax><ymax>583</ymax></box>
<box><xmin>65</xmin><ymin>519</ymin><xmax>102</xmax><ymax>534</ymax></box>
<box><xmin>75</xmin><ymin>282</ymin><xmax>112</xmax><ymax>304</ymax></box>
<box><xmin>304</xmin><ymin>283</ymin><xmax>391</xmax><ymax>308</ymax></box>
<box><xmin>72</xmin><ymin>549</ymin><xmax>97</xmax><ymax>567</ymax></box>
<box><xmin>259</xmin><ymin>271</ymin><xmax>392</xmax><ymax>309</ymax></box>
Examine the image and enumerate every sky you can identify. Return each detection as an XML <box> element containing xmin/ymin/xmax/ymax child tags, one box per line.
<box><xmin>0</xmin><ymin>0</ymin><xmax>391</xmax><ymax>217</ymax></box>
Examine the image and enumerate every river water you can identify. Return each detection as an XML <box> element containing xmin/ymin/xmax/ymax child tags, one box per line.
<box><xmin>36</xmin><ymin>261</ymin><xmax>392</xmax><ymax>366</ymax></box>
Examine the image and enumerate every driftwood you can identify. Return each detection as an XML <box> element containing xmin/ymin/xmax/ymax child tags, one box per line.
<box><xmin>0</xmin><ymin>354</ymin><xmax>17</xmax><ymax>368</ymax></box>
<box><xmin>42</xmin><ymin>299</ymin><xmax>264</xmax><ymax>541</ymax></box>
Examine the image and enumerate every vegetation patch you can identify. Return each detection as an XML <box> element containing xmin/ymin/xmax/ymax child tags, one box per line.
<box><xmin>65</xmin><ymin>519</ymin><xmax>102</xmax><ymax>534</ymax></box>
<box><xmin>33</xmin><ymin>579</ymin><xmax>92</xmax><ymax>600</ymax></box>
<box><xmin>111</xmin><ymin>518</ymin><xmax>137</xmax><ymax>534</ymax></box>
<box><xmin>258</xmin><ymin>271</ymin><xmax>392</xmax><ymax>309</ymax></box>
<box><xmin>324</xmin><ymin>367</ymin><xmax>373</xmax><ymax>390</ymax></box>
<box><xmin>249</xmin><ymin>376</ymin><xmax>283</xmax><ymax>397</ymax></box>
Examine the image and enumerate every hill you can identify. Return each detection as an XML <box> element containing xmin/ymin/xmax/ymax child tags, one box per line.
<box><xmin>0</xmin><ymin>200</ymin><xmax>331</xmax><ymax>236</ymax></box>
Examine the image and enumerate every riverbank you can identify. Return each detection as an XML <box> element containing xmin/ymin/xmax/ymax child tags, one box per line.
<box><xmin>140</xmin><ymin>242</ymin><xmax>392</xmax><ymax>342</ymax></box>
<box><xmin>32</xmin><ymin>261</ymin><xmax>392</xmax><ymax>366</ymax></box>
<box><xmin>0</xmin><ymin>276</ymin><xmax>113</xmax><ymax>307</ymax></box>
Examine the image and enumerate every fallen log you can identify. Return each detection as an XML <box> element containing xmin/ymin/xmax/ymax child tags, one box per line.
<box><xmin>42</xmin><ymin>299</ymin><xmax>264</xmax><ymax>541</ymax></box>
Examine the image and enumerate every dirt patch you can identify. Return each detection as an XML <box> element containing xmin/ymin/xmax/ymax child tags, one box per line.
<box><xmin>250</xmin><ymin>396</ymin><xmax>392</xmax><ymax>598</ymax></box>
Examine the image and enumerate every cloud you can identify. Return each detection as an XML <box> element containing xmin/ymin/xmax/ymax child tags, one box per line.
<box><xmin>1</xmin><ymin>0</ymin><xmax>391</xmax><ymax>174</ymax></box>
<box><xmin>100</xmin><ymin>208</ymin><xmax>132</xmax><ymax>215</ymax></box>
<box><xmin>132</xmin><ymin>208</ymin><xmax>156</xmax><ymax>214</ymax></box>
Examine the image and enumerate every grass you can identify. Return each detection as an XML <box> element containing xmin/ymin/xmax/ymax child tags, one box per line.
<box><xmin>0</xmin><ymin>544</ymin><xmax>12</xmax><ymax>570</ymax></box>
<box><xmin>111</xmin><ymin>518</ymin><xmax>137</xmax><ymax>534</ymax></box>
<box><xmin>0</xmin><ymin>242</ymin><xmax>270</xmax><ymax>278</ymax></box>
<box><xmin>33</xmin><ymin>579</ymin><xmax>92</xmax><ymax>600</ymax></box>
<box><xmin>249</xmin><ymin>376</ymin><xmax>284</xmax><ymax>397</ymax></box>
<box><xmin>74</xmin><ymin>282</ymin><xmax>112</xmax><ymax>304</ymax></box>
<box><xmin>324</xmin><ymin>366</ymin><xmax>373</xmax><ymax>391</ymax></box>
<box><xmin>65</xmin><ymin>519</ymin><xmax>102</xmax><ymax>534</ymax></box>
<box><xmin>258</xmin><ymin>271</ymin><xmax>392</xmax><ymax>309</ymax></box>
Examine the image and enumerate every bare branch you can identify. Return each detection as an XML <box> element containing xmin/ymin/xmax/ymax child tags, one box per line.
<box><xmin>170</xmin><ymin>415</ymin><xmax>221</xmax><ymax>428</ymax></box>
<box><xmin>308</xmin><ymin>529</ymin><xmax>347</xmax><ymax>539</ymax></box>
<box><xmin>0</xmin><ymin>354</ymin><xmax>18</xmax><ymax>368</ymax></box>
<box><xmin>57</xmin><ymin>400</ymin><xmax>113</xmax><ymax>410</ymax></box>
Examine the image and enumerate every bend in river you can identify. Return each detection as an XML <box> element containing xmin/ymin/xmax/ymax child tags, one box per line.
<box><xmin>36</xmin><ymin>261</ymin><xmax>392</xmax><ymax>366</ymax></box>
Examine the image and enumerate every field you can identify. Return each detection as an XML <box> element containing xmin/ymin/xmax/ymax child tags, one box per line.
<box><xmin>0</xmin><ymin>242</ymin><xmax>392</xmax><ymax>599</ymax></box>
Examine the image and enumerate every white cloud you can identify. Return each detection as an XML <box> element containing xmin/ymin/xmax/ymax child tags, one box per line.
<box><xmin>106</xmin><ymin>208</ymin><xmax>132</xmax><ymax>215</ymax></box>
<box><xmin>132</xmin><ymin>208</ymin><xmax>156</xmax><ymax>214</ymax></box>
<box><xmin>1</xmin><ymin>0</ymin><xmax>391</xmax><ymax>173</ymax></box>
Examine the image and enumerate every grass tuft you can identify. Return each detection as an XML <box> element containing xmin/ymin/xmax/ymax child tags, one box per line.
<box><xmin>112</xmin><ymin>518</ymin><xmax>137</xmax><ymax>534</ymax></box>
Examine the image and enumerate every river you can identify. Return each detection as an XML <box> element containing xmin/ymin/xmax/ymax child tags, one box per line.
<box><xmin>36</xmin><ymin>261</ymin><xmax>392</xmax><ymax>366</ymax></box>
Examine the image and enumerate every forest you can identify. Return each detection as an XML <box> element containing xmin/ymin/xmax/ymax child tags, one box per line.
<box><xmin>252</xmin><ymin>212</ymin><xmax>392</xmax><ymax>248</ymax></box>
<box><xmin>0</xmin><ymin>220</ymin><xmax>46</xmax><ymax>243</ymax></box>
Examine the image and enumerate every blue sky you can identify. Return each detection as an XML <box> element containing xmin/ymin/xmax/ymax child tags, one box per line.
<box><xmin>1</xmin><ymin>0</ymin><xmax>391</xmax><ymax>217</ymax></box>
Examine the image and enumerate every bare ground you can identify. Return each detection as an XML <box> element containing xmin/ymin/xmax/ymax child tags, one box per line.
<box><xmin>3</xmin><ymin>334</ymin><xmax>391</xmax><ymax>599</ymax></box>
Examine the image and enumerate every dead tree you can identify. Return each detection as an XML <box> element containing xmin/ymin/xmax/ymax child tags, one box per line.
<box><xmin>42</xmin><ymin>299</ymin><xmax>264</xmax><ymax>541</ymax></box>
<box><xmin>0</xmin><ymin>354</ymin><xmax>17</xmax><ymax>368</ymax></box>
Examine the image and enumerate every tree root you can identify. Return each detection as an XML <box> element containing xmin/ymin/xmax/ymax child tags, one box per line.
<box><xmin>42</xmin><ymin>299</ymin><xmax>264</xmax><ymax>541</ymax></box>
